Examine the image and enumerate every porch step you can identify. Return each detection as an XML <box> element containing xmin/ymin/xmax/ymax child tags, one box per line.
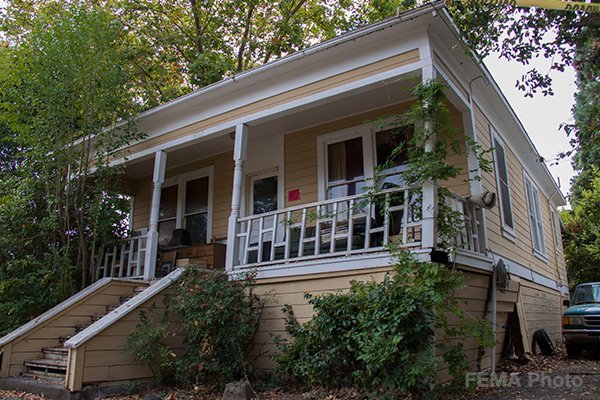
<box><xmin>24</xmin><ymin>358</ymin><xmax>67</xmax><ymax>373</ymax></box>
<box><xmin>42</xmin><ymin>347</ymin><xmax>68</xmax><ymax>361</ymax></box>
<box><xmin>134</xmin><ymin>286</ymin><xmax>146</xmax><ymax>294</ymax></box>
<box><xmin>75</xmin><ymin>324</ymin><xmax>90</xmax><ymax>333</ymax></box>
<box><xmin>106</xmin><ymin>305</ymin><xmax>118</xmax><ymax>313</ymax></box>
<box><xmin>120</xmin><ymin>295</ymin><xmax>133</xmax><ymax>303</ymax></box>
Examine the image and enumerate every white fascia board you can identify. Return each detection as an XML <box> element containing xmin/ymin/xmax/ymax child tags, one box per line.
<box><xmin>229</xmin><ymin>249</ymin><xmax>432</xmax><ymax>281</ymax></box>
<box><xmin>64</xmin><ymin>268</ymin><xmax>185</xmax><ymax>349</ymax></box>
<box><xmin>111</xmin><ymin>58</ymin><xmax>427</xmax><ymax>167</ymax></box>
<box><xmin>0</xmin><ymin>278</ymin><xmax>114</xmax><ymax>347</ymax></box>
<box><xmin>435</xmin><ymin>8</ymin><xmax>566</xmax><ymax>207</ymax></box>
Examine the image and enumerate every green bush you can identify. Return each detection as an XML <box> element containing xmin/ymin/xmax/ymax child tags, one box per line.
<box><xmin>127</xmin><ymin>268</ymin><xmax>263</xmax><ymax>387</ymax></box>
<box><xmin>275</xmin><ymin>251</ymin><xmax>493</xmax><ymax>398</ymax></box>
<box><xmin>127</xmin><ymin>307</ymin><xmax>176</xmax><ymax>385</ymax></box>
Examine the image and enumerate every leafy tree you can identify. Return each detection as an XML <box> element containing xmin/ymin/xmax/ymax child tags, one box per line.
<box><xmin>0</xmin><ymin>3</ymin><xmax>140</xmax><ymax>334</ymax></box>
<box><xmin>105</xmin><ymin>0</ymin><xmax>360</xmax><ymax>106</ymax></box>
<box><xmin>445</xmin><ymin>2</ymin><xmax>599</xmax><ymax>284</ymax></box>
<box><xmin>561</xmin><ymin>167</ymin><xmax>600</xmax><ymax>285</ymax></box>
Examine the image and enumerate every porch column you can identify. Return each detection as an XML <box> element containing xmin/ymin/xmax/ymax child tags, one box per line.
<box><xmin>144</xmin><ymin>150</ymin><xmax>167</xmax><ymax>280</ymax></box>
<box><xmin>225</xmin><ymin>124</ymin><xmax>248</xmax><ymax>271</ymax></box>
<box><xmin>421</xmin><ymin>65</ymin><xmax>437</xmax><ymax>250</ymax></box>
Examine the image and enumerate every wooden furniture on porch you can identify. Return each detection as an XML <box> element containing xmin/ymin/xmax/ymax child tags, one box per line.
<box><xmin>171</xmin><ymin>243</ymin><xmax>226</xmax><ymax>270</ymax></box>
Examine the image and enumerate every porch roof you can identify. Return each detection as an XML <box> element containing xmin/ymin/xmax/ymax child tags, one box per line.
<box><xmin>114</xmin><ymin>0</ymin><xmax>565</xmax><ymax>207</ymax></box>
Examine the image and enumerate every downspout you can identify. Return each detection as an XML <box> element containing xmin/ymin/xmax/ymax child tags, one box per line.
<box><xmin>469</xmin><ymin>75</ymin><xmax>497</xmax><ymax>374</ymax></box>
<box><xmin>491</xmin><ymin>261</ymin><xmax>497</xmax><ymax>375</ymax></box>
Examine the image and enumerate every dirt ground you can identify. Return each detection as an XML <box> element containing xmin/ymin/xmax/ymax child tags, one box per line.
<box><xmin>1</xmin><ymin>350</ymin><xmax>599</xmax><ymax>400</ymax></box>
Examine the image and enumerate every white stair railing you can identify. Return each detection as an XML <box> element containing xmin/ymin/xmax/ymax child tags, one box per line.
<box><xmin>93</xmin><ymin>233</ymin><xmax>147</xmax><ymax>280</ymax></box>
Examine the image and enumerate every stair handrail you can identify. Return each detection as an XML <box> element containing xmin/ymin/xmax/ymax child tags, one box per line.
<box><xmin>0</xmin><ymin>278</ymin><xmax>122</xmax><ymax>347</ymax></box>
<box><xmin>64</xmin><ymin>268</ymin><xmax>185</xmax><ymax>349</ymax></box>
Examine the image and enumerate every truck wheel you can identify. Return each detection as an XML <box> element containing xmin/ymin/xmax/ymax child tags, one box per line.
<box><xmin>566</xmin><ymin>343</ymin><xmax>583</xmax><ymax>357</ymax></box>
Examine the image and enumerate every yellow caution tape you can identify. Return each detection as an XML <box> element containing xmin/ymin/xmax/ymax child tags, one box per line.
<box><xmin>458</xmin><ymin>0</ymin><xmax>600</xmax><ymax>12</ymax></box>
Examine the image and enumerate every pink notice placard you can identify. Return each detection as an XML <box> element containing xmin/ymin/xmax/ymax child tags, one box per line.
<box><xmin>288</xmin><ymin>189</ymin><xmax>301</xmax><ymax>202</ymax></box>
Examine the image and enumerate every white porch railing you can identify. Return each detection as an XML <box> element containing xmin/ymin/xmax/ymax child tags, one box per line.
<box><xmin>446</xmin><ymin>194</ymin><xmax>486</xmax><ymax>254</ymax></box>
<box><xmin>93</xmin><ymin>234</ymin><xmax>147</xmax><ymax>280</ymax></box>
<box><xmin>233</xmin><ymin>186</ymin><xmax>423</xmax><ymax>269</ymax></box>
<box><xmin>233</xmin><ymin>187</ymin><xmax>487</xmax><ymax>269</ymax></box>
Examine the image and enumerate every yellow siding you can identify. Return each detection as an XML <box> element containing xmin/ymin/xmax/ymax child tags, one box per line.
<box><xmin>77</xmin><ymin>290</ymin><xmax>185</xmax><ymax>389</ymax></box>
<box><xmin>3</xmin><ymin>281</ymin><xmax>141</xmax><ymax>377</ymax></box>
<box><xmin>518</xmin><ymin>279</ymin><xmax>564</xmax><ymax>346</ymax></box>
<box><xmin>284</xmin><ymin>101</ymin><xmax>470</xmax><ymax>208</ymax></box>
<box><xmin>251</xmin><ymin>267</ymin><xmax>516</xmax><ymax>382</ymax></box>
<box><xmin>473</xmin><ymin>104</ymin><xmax>567</xmax><ymax>283</ymax></box>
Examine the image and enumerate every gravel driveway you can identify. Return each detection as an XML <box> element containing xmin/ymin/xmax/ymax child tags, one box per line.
<box><xmin>461</xmin><ymin>350</ymin><xmax>600</xmax><ymax>400</ymax></box>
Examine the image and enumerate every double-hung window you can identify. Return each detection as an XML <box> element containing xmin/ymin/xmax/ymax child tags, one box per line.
<box><xmin>525</xmin><ymin>177</ymin><xmax>545</xmax><ymax>255</ymax></box>
<box><xmin>319</xmin><ymin>125</ymin><xmax>412</xmax><ymax>202</ymax></box>
<box><xmin>492</xmin><ymin>131</ymin><xmax>515</xmax><ymax>237</ymax></box>
<box><xmin>157</xmin><ymin>168</ymin><xmax>212</xmax><ymax>248</ymax></box>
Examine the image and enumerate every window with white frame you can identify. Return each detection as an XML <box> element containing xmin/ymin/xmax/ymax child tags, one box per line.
<box><xmin>157</xmin><ymin>168</ymin><xmax>212</xmax><ymax>247</ymax></box>
<box><xmin>525</xmin><ymin>177</ymin><xmax>545</xmax><ymax>255</ymax></box>
<box><xmin>551</xmin><ymin>210</ymin><xmax>562</xmax><ymax>253</ymax></box>
<box><xmin>326</xmin><ymin>135</ymin><xmax>367</xmax><ymax>199</ymax></box>
<box><xmin>318</xmin><ymin>125</ymin><xmax>412</xmax><ymax>201</ymax></box>
<box><xmin>492</xmin><ymin>132</ymin><xmax>515</xmax><ymax>235</ymax></box>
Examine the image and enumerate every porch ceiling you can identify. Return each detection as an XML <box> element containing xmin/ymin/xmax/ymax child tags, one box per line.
<box><xmin>123</xmin><ymin>70</ymin><xmax>419</xmax><ymax>179</ymax></box>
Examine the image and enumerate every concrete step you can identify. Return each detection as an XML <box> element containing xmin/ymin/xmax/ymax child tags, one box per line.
<box><xmin>0</xmin><ymin>377</ymin><xmax>72</xmax><ymax>400</ymax></box>
<box><xmin>106</xmin><ymin>305</ymin><xmax>118</xmax><ymax>313</ymax></box>
<box><xmin>42</xmin><ymin>347</ymin><xmax>68</xmax><ymax>361</ymax></box>
<box><xmin>21</xmin><ymin>370</ymin><xmax>66</xmax><ymax>383</ymax></box>
<box><xmin>24</xmin><ymin>358</ymin><xmax>67</xmax><ymax>373</ymax></box>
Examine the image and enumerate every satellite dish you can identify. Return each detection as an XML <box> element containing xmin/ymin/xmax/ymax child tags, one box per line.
<box><xmin>495</xmin><ymin>259</ymin><xmax>510</xmax><ymax>293</ymax></box>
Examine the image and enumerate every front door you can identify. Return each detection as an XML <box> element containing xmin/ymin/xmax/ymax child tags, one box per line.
<box><xmin>246</xmin><ymin>171</ymin><xmax>279</xmax><ymax>262</ymax></box>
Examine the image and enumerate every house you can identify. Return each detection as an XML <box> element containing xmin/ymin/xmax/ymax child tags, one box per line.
<box><xmin>0</xmin><ymin>2</ymin><xmax>568</xmax><ymax>394</ymax></box>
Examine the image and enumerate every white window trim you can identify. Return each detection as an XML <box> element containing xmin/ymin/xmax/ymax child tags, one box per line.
<box><xmin>550</xmin><ymin>209</ymin><xmax>562</xmax><ymax>255</ymax></box>
<box><xmin>490</xmin><ymin>128</ymin><xmax>516</xmax><ymax>241</ymax></box>
<box><xmin>160</xmin><ymin>165</ymin><xmax>214</xmax><ymax>242</ymax></box>
<box><xmin>316</xmin><ymin>125</ymin><xmax>374</xmax><ymax>201</ymax></box>
<box><xmin>524</xmin><ymin>174</ymin><xmax>546</xmax><ymax>258</ymax></box>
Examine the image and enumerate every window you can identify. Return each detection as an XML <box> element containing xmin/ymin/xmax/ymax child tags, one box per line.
<box><xmin>184</xmin><ymin>177</ymin><xmax>209</xmax><ymax>245</ymax></box>
<box><xmin>551</xmin><ymin>210</ymin><xmax>561</xmax><ymax>253</ymax></box>
<box><xmin>375</xmin><ymin>125</ymin><xmax>413</xmax><ymax>188</ymax></box>
<box><xmin>525</xmin><ymin>177</ymin><xmax>545</xmax><ymax>255</ymax></box>
<box><xmin>157</xmin><ymin>168</ymin><xmax>212</xmax><ymax>248</ymax></box>
<box><xmin>318</xmin><ymin>125</ymin><xmax>411</xmax><ymax>201</ymax></box>
<box><xmin>492</xmin><ymin>133</ymin><xmax>515</xmax><ymax>236</ymax></box>
<box><xmin>158</xmin><ymin>185</ymin><xmax>178</xmax><ymax>247</ymax></box>
<box><xmin>326</xmin><ymin>136</ymin><xmax>366</xmax><ymax>199</ymax></box>
<box><xmin>251</xmin><ymin>175</ymin><xmax>278</xmax><ymax>214</ymax></box>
